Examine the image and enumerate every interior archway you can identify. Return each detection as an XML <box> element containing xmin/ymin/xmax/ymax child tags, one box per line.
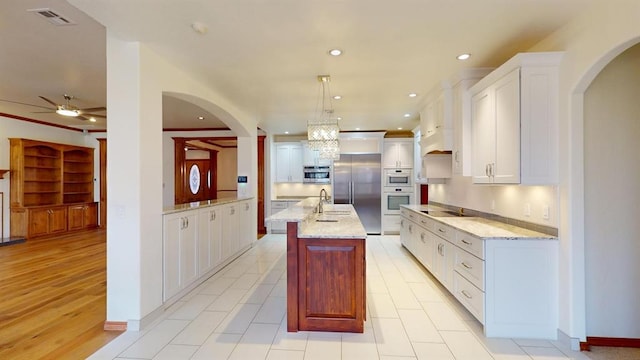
<box><xmin>582</xmin><ymin>42</ymin><xmax>640</xmax><ymax>341</ymax></box>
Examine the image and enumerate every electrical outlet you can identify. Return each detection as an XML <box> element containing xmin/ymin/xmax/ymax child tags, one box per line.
<box><xmin>542</xmin><ymin>205</ymin><xmax>550</xmax><ymax>220</ymax></box>
<box><xmin>524</xmin><ymin>203</ymin><xmax>531</xmax><ymax>217</ymax></box>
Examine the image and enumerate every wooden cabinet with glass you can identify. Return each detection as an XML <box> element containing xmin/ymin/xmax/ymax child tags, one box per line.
<box><xmin>9</xmin><ymin>138</ymin><xmax>98</xmax><ymax>239</ymax></box>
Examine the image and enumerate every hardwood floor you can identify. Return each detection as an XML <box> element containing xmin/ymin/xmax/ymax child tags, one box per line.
<box><xmin>0</xmin><ymin>229</ymin><xmax>120</xmax><ymax>359</ymax></box>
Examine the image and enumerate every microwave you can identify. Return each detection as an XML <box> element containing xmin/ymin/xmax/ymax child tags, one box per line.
<box><xmin>303</xmin><ymin>166</ymin><xmax>331</xmax><ymax>183</ymax></box>
<box><xmin>384</xmin><ymin>169</ymin><xmax>412</xmax><ymax>187</ymax></box>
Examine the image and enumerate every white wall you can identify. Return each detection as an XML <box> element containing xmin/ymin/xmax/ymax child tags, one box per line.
<box><xmin>0</xmin><ymin>116</ymin><xmax>100</xmax><ymax>238</ymax></box>
<box><xmin>429</xmin><ymin>179</ymin><xmax>558</xmax><ymax>227</ymax></box>
<box><xmin>583</xmin><ymin>43</ymin><xmax>640</xmax><ymax>338</ymax></box>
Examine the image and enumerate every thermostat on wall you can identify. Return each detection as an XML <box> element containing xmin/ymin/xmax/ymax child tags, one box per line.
<box><xmin>237</xmin><ymin>176</ymin><xmax>248</xmax><ymax>183</ymax></box>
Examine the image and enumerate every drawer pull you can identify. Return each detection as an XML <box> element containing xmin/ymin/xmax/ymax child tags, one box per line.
<box><xmin>438</xmin><ymin>228</ymin><xmax>446</xmax><ymax>233</ymax></box>
<box><xmin>420</xmin><ymin>233</ymin><xmax>425</xmax><ymax>242</ymax></box>
<box><xmin>461</xmin><ymin>239</ymin><xmax>472</xmax><ymax>246</ymax></box>
<box><xmin>461</xmin><ymin>290</ymin><xmax>473</xmax><ymax>299</ymax></box>
<box><xmin>462</xmin><ymin>262</ymin><xmax>472</xmax><ymax>269</ymax></box>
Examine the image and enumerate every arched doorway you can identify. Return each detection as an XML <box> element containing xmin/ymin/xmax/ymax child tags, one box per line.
<box><xmin>582</xmin><ymin>42</ymin><xmax>640</xmax><ymax>346</ymax></box>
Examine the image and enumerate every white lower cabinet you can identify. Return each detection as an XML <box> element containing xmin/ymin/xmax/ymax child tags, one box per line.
<box><xmin>400</xmin><ymin>208</ymin><xmax>558</xmax><ymax>339</ymax></box>
<box><xmin>163</xmin><ymin>199</ymin><xmax>254</xmax><ymax>303</ymax></box>
<box><xmin>238</xmin><ymin>200</ymin><xmax>253</xmax><ymax>249</ymax></box>
<box><xmin>163</xmin><ymin>211</ymin><xmax>198</xmax><ymax>301</ymax></box>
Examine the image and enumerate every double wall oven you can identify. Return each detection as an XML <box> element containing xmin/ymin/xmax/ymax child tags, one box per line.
<box><xmin>383</xmin><ymin>169</ymin><xmax>414</xmax><ymax>215</ymax></box>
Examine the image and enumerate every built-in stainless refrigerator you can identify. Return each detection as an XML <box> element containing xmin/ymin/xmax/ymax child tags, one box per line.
<box><xmin>333</xmin><ymin>154</ymin><xmax>381</xmax><ymax>234</ymax></box>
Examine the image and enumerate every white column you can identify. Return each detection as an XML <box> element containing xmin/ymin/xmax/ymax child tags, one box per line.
<box><xmin>105</xmin><ymin>32</ymin><xmax>163</xmax><ymax>328</ymax></box>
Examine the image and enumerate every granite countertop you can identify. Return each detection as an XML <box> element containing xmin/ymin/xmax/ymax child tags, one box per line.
<box><xmin>267</xmin><ymin>198</ymin><xmax>367</xmax><ymax>239</ymax></box>
<box><xmin>401</xmin><ymin>204</ymin><xmax>557</xmax><ymax>240</ymax></box>
<box><xmin>163</xmin><ymin>196</ymin><xmax>254</xmax><ymax>215</ymax></box>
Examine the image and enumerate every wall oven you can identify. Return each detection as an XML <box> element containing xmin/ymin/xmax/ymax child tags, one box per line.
<box><xmin>384</xmin><ymin>169</ymin><xmax>413</xmax><ymax>187</ymax></box>
<box><xmin>303</xmin><ymin>166</ymin><xmax>331</xmax><ymax>183</ymax></box>
<box><xmin>383</xmin><ymin>187</ymin><xmax>414</xmax><ymax>215</ymax></box>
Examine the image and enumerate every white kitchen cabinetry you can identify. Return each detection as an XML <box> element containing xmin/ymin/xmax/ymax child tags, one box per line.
<box><xmin>163</xmin><ymin>211</ymin><xmax>198</xmax><ymax>301</ymax></box>
<box><xmin>275</xmin><ymin>143</ymin><xmax>303</xmax><ymax>182</ymax></box>
<box><xmin>400</xmin><ymin>207</ymin><xmax>558</xmax><ymax>339</ymax></box>
<box><xmin>301</xmin><ymin>141</ymin><xmax>332</xmax><ymax>167</ymax></box>
<box><xmin>420</xmin><ymin>84</ymin><xmax>452</xmax><ymax>155</ymax></box>
<box><xmin>163</xmin><ymin>199</ymin><xmax>255</xmax><ymax>304</ymax></box>
<box><xmin>451</xmin><ymin>69</ymin><xmax>493</xmax><ymax>175</ymax></box>
<box><xmin>383</xmin><ymin>139</ymin><xmax>413</xmax><ymax>169</ymax></box>
<box><xmin>470</xmin><ymin>52</ymin><xmax>562</xmax><ymax>184</ymax></box>
<box><xmin>197</xmin><ymin>207</ymin><xmax>223</xmax><ymax>276</ymax></box>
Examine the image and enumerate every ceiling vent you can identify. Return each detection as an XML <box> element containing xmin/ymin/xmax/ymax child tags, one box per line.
<box><xmin>27</xmin><ymin>8</ymin><xmax>76</xmax><ymax>26</ymax></box>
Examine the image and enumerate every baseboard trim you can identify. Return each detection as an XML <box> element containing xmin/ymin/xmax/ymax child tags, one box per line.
<box><xmin>104</xmin><ymin>321</ymin><xmax>127</xmax><ymax>331</ymax></box>
<box><xmin>581</xmin><ymin>336</ymin><xmax>640</xmax><ymax>350</ymax></box>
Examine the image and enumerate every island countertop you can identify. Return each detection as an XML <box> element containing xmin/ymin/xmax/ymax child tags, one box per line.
<box><xmin>267</xmin><ymin>197</ymin><xmax>367</xmax><ymax>239</ymax></box>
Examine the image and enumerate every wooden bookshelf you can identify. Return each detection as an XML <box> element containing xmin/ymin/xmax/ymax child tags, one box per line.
<box><xmin>9</xmin><ymin>138</ymin><xmax>97</xmax><ymax>239</ymax></box>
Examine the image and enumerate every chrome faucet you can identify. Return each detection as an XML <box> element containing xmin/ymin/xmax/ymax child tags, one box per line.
<box><xmin>318</xmin><ymin>188</ymin><xmax>329</xmax><ymax>213</ymax></box>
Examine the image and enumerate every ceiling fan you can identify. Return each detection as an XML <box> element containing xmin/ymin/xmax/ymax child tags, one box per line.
<box><xmin>34</xmin><ymin>94</ymin><xmax>107</xmax><ymax>121</ymax></box>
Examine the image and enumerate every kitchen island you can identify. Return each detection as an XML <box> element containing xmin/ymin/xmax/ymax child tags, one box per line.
<box><xmin>268</xmin><ymin>198</ymin><xmax>367</xmax><ymax>333</ymax></box>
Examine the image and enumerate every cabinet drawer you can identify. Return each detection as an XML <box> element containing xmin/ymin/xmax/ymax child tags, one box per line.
<box><xmin>454</xmin><ymin>272</ymin><xmax>484</xmax><ymax>324</ymax></box>
<box><xmin>454</xmin><ymin>247</ymin><xmax>484</xmax><ymax>290</ymax></box>
<box><xmin>432</xmin><ymin>222</ymin><xmax>454</xmax><ymax>242</ymax></box>
<box><xmin>416</xmin><ymin>215</ymin><xmax>434</xmax><ymax>232</ymax></box>
<box><xmin>456</xmin><ymin>232</ymin><xmax>484</xmax><ymax>259</ymax></box>
<box><xmin>404</xmin><ymin>210</ymin><xmax>418</xmax><ymax>222</ymax></box>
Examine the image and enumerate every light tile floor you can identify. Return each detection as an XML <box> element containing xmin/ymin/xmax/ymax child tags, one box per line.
<box><xmin>89</xmin><ymin>234</ymin><xmax>592</xmax><ymax>360</ymax></box>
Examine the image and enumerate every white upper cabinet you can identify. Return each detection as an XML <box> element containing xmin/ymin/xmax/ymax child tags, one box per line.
<box><xmin>383</xmin><ymin>139</ymin><xmax>414</xmax><ymax>169</ymax></box>
<box><xmin>275</xmin><ymin>143</ymin><xmax>303</xmax><ymax>182</ymax></box>
<box><xmin>470</xmin><ymin>52</ymin><xmax>563</xmax><ymax>185</ymax></box>
<box><xmin>419</xmin><ymin>83</ymin><xmax>452</xmax><ymax>155</ymax></box>
<box><xmin>451</xmin><ymin>69</ymin><xmax>494</xmax><ymax>176</ymax></box>
<box><xmin>301</xmin><ymin>141</ymin><xmax>332</xmax><ymax>167</ymax></box>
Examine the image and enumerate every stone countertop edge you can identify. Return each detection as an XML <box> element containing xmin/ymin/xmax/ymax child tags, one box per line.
<box><xmin>401</xmin><ymin>204</ymin><xmax>557</xmax><ymax>240</ymax></box>
<box><xmin>163</xmin><ymin>196</ymin><xmax>255</xmax><ymax>215</ymax></box>
<box><xmin>267</xmin><ymin>197</ymin><xmax>367</xmax><ymax>239</ymax></box>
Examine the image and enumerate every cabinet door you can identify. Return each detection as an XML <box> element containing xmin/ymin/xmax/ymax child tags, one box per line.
<box><xmin>400</xmin><ymin>217</ymin><xmax>410</xmax><ymax>248</ymax></box>
<box><xmin>289</xmin><ymin>145</ymin><xmax>303</xmax><ymax>182</ymax></box>
<box><xmin>180</xmin><ymin>212</ymin><xmax>198</xmax><ymax>288</ymax></box>
<box><xmin>163</xmin><ymin>215</ymin><xmax>181</xmax><ymax>301</ymax></box>
<box><xmin>397</xmin><ymin>141</ymin><xmax>414</xmax><ymax>168</ymax></box>
<box><xmin>49</xmin><ymin>207</ymin><xmax>67</xmax><ymax>234</ymax></box>
<box><xmin>210</xmin><ymin>208</ymin><xmax>223</xmax><ymax>267</ymax></box>
<box><xmin>221</xmin><ymin>204</ymin><xmax>239</xmax><ymax>259</ymax></box>
<box><xmin>29</xmin><ymin>208</ymin><xmax>51</xmax><ymax>238</ymax></box>
<box><xmin>197</xmin><ymin>209</ymin><xmax>213</xmax><ymax>275</ymax></box>
<box><xmin>416</xmin><ymin>228</ymin><xmax>434</xmax><ymax>271</ymax></box>
<box><xmin>382</xmin><ymin>142</ymin><xmax>398</xmax><ymax>168</ymax></box>
<box><xmin>276</xmin><ymin>144</ymin><xmax>303</xmax><ymax>182</ymax></box>
<box><xmin>68</xmin><ymin>205</ymin><xmax>86</xmax><ymax>231</ymax></box>
<box><xmin>452</xmin><ymin>82</ymin><xmax>464</xmax><ymax>175</ymax></box>
<box><xmin>471</xmin><ymin>88</ymin><xmax>495</xmax><ymax>183</ymax></box>
<box><xmin>238</xmin><ymin>200</ymin><xmax>252</xmax><ymax>249</ymax></box>
<box><xmin>84</xmin><ymin>203</ymin><xmax>98</xmax><ymax>228</ymax></box>
<box><xmin>493</xmin><ymin>68</ymin><xmax>520</xmax><ymax>184</ymax></box>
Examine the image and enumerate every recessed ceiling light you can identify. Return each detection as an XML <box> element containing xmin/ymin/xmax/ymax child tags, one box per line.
<box><xmin>457</xmin><ymin>53</ymin><xmax>471</xmax><ymax>60</ymax></box>
<box><xmin>408</xmin><ymin>93</ymin><xmax>417</xmax><ymax>98</ymax></box>
<box><xmin>404</xmin><ymin>113</ymin><xmax>411</xmax><ymax>118</ymax></box>
<box><xmin>284</xmin><ymin>131</ymin><xmax>289</xmax><ymax>134</ymax></box>
<box><xmin>333</xmin><ymin>95</ymin><xmax>342</xmax><ymax>100</ymax></box>
<box><xmin>355</xmin><ymin>127</ymin><xmax>361</xmax><ymax>130</ymax></box>
<box><xmin>328</xmin><ymin>49</ymin><xmax>342</xmax><ymax>56</ymax></box>
<box><xmin>397</xmin><ymin>127</ymin><xmax>403</xmax><ymax>130</ymax></box>
<box><xmin>198</xmin><ymin>116</ymin><xmax>204</xmax><ymax>120</ymax></box>
<box><xmin>337</xmin><ymin>117</ymin><xmax>342</xmax><ymax>120</ymax></box>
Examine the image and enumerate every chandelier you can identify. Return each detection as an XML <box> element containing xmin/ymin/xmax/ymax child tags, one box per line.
<box><xmin>308</xmin><ymin>75</ymin><xmax>340</xmax><ymax>160</ymax></box>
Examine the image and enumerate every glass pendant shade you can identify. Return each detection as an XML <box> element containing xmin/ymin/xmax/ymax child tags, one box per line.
<box><xmin>307</xmin><ymin>74</ymin><xmax>340</xmax><ymax>156</ymax></box>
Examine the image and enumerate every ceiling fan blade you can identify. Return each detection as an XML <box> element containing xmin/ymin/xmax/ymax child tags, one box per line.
<box><xmin>0</xmin><ymin>98</ymin><xmax>53</xmax><ymax>110</ymax></box>
<box><xmin>79</xmin><ymin>106</ymin><xmax>106</xmax><ymax>112</ymax></box>
<box><xmin>31</xmin><ymin>110</ymin><xmax>56</xmax><ymax>113</ymax></box>
<box><xmin>81</xmin><ymin>113</ymin><xmax>106</xmax><ymax>118</ymax></box>
<box><xmin>39</xmin><ymin>96</ymin><xmax>59</xmax><ymax>107</ymax></box>
<box><xmin>77</xmin><ymin>115</ymin><xmax>89</xmax><ymax>121</ymax></box>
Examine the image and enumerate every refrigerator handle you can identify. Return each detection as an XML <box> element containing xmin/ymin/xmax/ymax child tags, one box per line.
<box><xmin>350</xmin><ymin>181</ymin><xmax>355</xmax><ymax>204</ymax></box>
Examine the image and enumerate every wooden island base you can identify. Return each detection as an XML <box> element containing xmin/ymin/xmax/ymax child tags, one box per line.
<box><xmin>286</xmin><ymin>221</ymin><xmax>366</xmax><ymax>333</ymax></box>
